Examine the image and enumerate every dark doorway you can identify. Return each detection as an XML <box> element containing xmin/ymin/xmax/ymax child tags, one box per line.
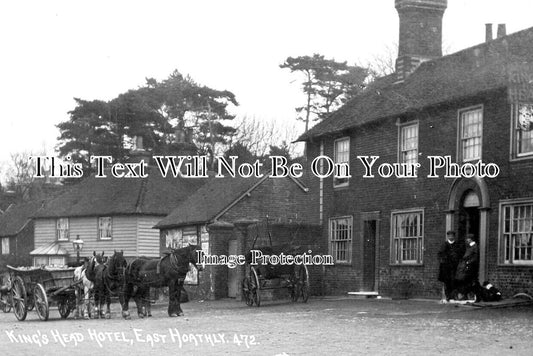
<box><xmin>362</xmin><ymin>220</ymin><xmax>377</xmax><ymax>291</ymax></box>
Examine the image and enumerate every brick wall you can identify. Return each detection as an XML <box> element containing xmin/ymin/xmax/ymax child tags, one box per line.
<box><xmin>305</xmin><ymin>88</ymin><xmax>533</xmax><ymax>298</ymax></box>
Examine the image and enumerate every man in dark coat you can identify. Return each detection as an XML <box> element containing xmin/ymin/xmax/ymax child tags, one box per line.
<box><xmin>455</xmin><ymin>234</ymin><xmax>479</xmax><ymax>300</ymax></box>
<box><xmin>438</xmin><ymin>231</ymin><xmax>464</xmax><ymax>301</ymax></box>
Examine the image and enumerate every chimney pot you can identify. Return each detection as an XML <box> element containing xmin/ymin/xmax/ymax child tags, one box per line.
<box><xmin>497</xmin><ymin>24</ymin><xmax>507</xmax><ymax>38</ymax></box>
<box><xmin>485</xmin><ymin>23</ymin><xmax>493</xmax><ymax>42</ymax></box>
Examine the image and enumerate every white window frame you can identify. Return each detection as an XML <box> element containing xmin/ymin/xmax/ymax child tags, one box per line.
<box><xmin>98</xmin><ymin>217</ymin><xmax>113</xmax><ymax>240</ymax></box>
<box><xmin>56</xmin><ymin>218</ymin><xmax>69</xmax><ymax>241</ymax></box>
<box><xmin>398</xmin><ymin>121</ymin><xmax>419</xmax><ymax>165</ymax></box>
<box><xmin>333</xmin><ymin>137</ymin><xmax>350</xmax><ymax>188</ymax></box>
<box><xmin>1</xmin><ymin>238</ymin><xmax>9</xmax><ymax>255</ymax></box>
<box><xmin>499</xmin><ymin>198</ymin><xmax>533</xmax><ymax>265</ymax></box>
<box><xmin>510</xmin><ymin>103</ymin><xmax>533</xmax><ymax>160</ymax></box>
<box><xmin>329</xmin><ymin>216</ymin><xmax>353</xmax><ymax>264</ymax></box>
<box><xmin>457</xmin><ymin>106</ymin><xmax>483</xmax><ymax>163</ymax></box>
<box><xmin>390</xmin><ymin>209</ymin><xmax>424</xmax><ymax>265</ymax></box>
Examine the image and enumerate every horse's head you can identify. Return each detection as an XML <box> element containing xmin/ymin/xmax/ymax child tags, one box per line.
<box><xmin>108</xmin><ymin>250</ymin><xmax>127</xmax><ymax>277</ymax></box>
<box><xmin>187</xmin><ymin>244</ymin><xmax>204</xmax><ymax>272</ymax></box>
<box><xmin>93</xmin><ymin>251</ymin><xmax>106</xmax><ymax>264</ymax></box>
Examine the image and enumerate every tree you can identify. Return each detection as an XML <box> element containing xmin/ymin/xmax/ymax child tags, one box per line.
<box><xmin>280</xmin><ymin>54</ymin><xmax>369</xmax><ymax>131</ymax></box>
<box><xmin>56</xmin><ymin>69</ymin><xmax>238</xmax><ymax>172</ymax></box>
<box><xmin>3</xmin><ymin>151</ymin><xmax>39</xmax><ymax>201</ymax></box>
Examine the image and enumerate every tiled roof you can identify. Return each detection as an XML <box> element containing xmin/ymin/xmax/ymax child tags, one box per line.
<box><xmin>154</xmin><ymin>175</ymin><xmax>264</xmax><ymax>229</ymax></box>
<box><xmin>0</xmin><ymin>200</ymin><xmax>44</xmax><ymax>237</ymax></box>
<box><xmin>298</xmin><ymin>26</ymin><xmax>533</xmax><ymax>141</ymax></box>
<box><xmin>33</xmin><ymin>166</ymin><xmax>207</xmax><ymax>218</ymax></box>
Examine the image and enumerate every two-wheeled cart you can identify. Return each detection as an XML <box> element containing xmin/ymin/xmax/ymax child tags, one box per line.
<box><xmin>241</xmin><ymin>244</ymin><xmax>310</xmax><ymax>307</ymax></box>
<box><xmin>7</xmin><ymin>265</ymin><xmax>80</xmax><ymax>321</ymax></box>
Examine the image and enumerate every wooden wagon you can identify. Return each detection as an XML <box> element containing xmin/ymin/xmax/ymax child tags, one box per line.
<box><xmin>7</xmin><ymin>265</ymin><xmax>80</xmax><ymax>321</ymax></box>
<box><xmin>241</xmin><ymin>244</ymin><xmax>310</xmax><ymax>307</ymax></box>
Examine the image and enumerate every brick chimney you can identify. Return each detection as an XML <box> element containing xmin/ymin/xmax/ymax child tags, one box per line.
<box><xmin>395</xmin><ymin>0</ymin><xmax>447</xmax><ymax>82</ymax></box>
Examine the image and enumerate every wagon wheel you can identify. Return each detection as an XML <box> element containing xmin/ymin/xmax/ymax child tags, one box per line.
<box><xmin>250</xmin><ymin>266</ymin><xmax>261</xmax><ymax>307</ymax></box>
<box><xmin>299</xmin><ymin>265</ymin><xmax>310</xmax><ymax>303</ymax></box>
<box><xmin>33</xmin><ymin>283</ymin><xmax>49</xmax><ymax>321</ymax></box>
<box><xmin>58</xmin><ymin>298</ymin><xmax>71</xmax><ymax>319</ymax></box>
<box><xmin>242</xmin><ymin>277</ymin><xmax>254</xmax><ymax>306</ymax></box>
<box><xmin>11</xmin><ymin>276</ymin><xmax>27</xmax><ymax>321</ymax></box>
<box><xmin>291</xmin><ymin>265</ymin><xmax>310</xmax><ymax>303</ymax></box>
<box><xmin>1</xmin><ymin>293</ymin><xmax>12</xmax><ymax>313</ymax></box>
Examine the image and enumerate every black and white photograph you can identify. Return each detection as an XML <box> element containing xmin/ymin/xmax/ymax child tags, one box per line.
<box><xmin>1</xmin><ymin>0</ymin><xmax>533</xmax><ymax>355</ymax></box>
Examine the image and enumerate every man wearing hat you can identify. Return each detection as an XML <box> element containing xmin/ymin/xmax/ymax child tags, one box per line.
<box><xmin>455</xmin><ymin>233</ymin><xmax>480</xmax><ymax>300</ymax></box>
<box><xmin>438</xmin><ymin>230</ymin><xmax>464</xmax><ymax>301</ymax></box>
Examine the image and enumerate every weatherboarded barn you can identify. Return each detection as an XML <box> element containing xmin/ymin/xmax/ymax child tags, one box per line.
<box><xmin>32</xmin><ymin>167</ymin><xmax>206</xmax><ymax>264</ymax></box>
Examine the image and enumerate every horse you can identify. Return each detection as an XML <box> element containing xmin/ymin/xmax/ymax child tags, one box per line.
<box><xmin>73</xmin><ymin>257</ymin><xmax>95</xmax><ymax>319</ymax></box>
<box><xmin>100</xmin><ymin>250</ymin><xmax>127</xmax><ymax>317</ymax></box>
<box><xmin>122</xmin><ymin>244</ymin><xmax>203</xmax><ymax>319</ymax></box>
<box><xmin>85</xmin><ymin>251</ymin><xmax>109</xmax><ymax>318</ymax></box>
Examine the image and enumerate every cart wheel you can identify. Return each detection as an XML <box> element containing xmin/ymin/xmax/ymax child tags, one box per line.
<box><xmin>292</xmin><ymin>265</ymin><xmax>310</xmax><ymax>303</ymax></box>
<box><xmin>242</xmin><ymin>277</ymin><xmax>254</xmax><ymax>306</ymax></box>
<box><xmin>58</xmin><ymin>299</ymin><xmax>71</xmax><ymax>319</ymax></box>
<box><xmin>34</xmin><ymin>283</ymin><xmax>49</xmax><ymax>321</ymax></box>
<box><xmin>250</xmin><ymin>267</ymin><xmax>261</xmax><ymax>307</ymax></box>
<box><xmin>11</xmin><ymin>276</ymin><xmax>27</xmax><ymax>321</ymax></box>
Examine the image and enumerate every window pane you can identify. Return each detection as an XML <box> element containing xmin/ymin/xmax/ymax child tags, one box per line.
<box><xmin>99</xmin><ymin>217</ymin><xmax>112</xmax><ymax>239</ymax></box>
<box><xmin>460</xmin><ymin>108</ymin><xmax>482</xmax><ymax>161</ymax></box>
<box><xmin>391</xmin><ymin>211</ymin><xmax>423</xmax><ymax>264</ymax></box>
<box><xmin>400</xmin><ymin>124</ymin><xmax>418</xmax><ymax>165</ymax></box>
<box><xmin>503</xmin><ymin>203</ymin><xmax>533</xmax><ymax>263</ymax></box>
<box><xmin>1</xmin><ymin>238</ymin><xmax>9</xmax><ymax>255</ymax></box>
<box><xmin>56</xmin><ymin>218</ymin><xmax>69</xmax><ymax>241</ymax></box>
<box><xmin>329</xmin><ymin>217</ymin><xmax>353</xmax><ymax>263</ymax></box>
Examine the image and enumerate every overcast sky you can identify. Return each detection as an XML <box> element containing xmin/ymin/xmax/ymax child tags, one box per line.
<box><xmin>1</xmin><ymin>0</ymin><xmax>533</xmax><ymax>174</ymax></box>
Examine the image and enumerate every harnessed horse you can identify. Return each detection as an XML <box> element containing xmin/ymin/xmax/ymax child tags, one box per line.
<box><xmin>122</xmin><ymin>244</ymin><xmax>203</xmax><ymax>318</ymax></box>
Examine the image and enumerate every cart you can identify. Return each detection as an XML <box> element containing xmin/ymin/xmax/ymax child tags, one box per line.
<box><xmin>7</xmin><ymin>265</ymin><xmax>80</xmax><ymax>321</ymax></box>
<box><xmin>241</xmin><ymin>244</ymin><xmax>310</xmax><ymax>307</ymax></box>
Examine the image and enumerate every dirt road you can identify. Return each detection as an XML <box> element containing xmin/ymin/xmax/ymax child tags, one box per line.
<box><xmin>1</xmin><ymin>297</ymin><xmax>532</xmax><ymax>355</ymax></box>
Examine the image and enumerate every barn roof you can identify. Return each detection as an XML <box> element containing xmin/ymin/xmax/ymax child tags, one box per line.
<box><xmin>0</xmin><ymin>200</ymin><xmax>44</xmax><ymax>237</ymax></box>
<box><xmin>154</xmin><ymin>175</ymin><xmax>308</xmax><ymax>229</ymax></box>
<box><xmin>298</xmin><ymin>26</ymin><xmax>533</xmax><ymax>141</ymax></box>
<box><xmin>33</xmin><ymin>166</ymin><xmax>207</xmax><ymax>219</ymax></box>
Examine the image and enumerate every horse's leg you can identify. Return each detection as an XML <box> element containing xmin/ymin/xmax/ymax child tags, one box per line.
<box><xmin>74</xmin><ymin>286</ymin><xmax>80</xmax><ymax>319</ymax></box>
<box><xmin>105</xmin><ymin>288</ymin><xmax>111</xmax><ymax>319</ymax></box>
<box><xmin>168</xmin><ymin>280</ymin><xmax>177</xmax><ymax>317</ymax></box>
<box><xmin>134</xmin><ymin>286</ymin><xmax>146</xmax><ymax>318</ymax></box>
<box><xmin>93</xmin><ymin>287</ymin><xmax>100</xmax><ymax>319</ymax></box>
<box><xmin>84</xmin><ymin>284</ymin><xmax>91</xmax><ymax>319</ymax></box>
<box><xmin>176</xmin><ymin>280</ymin><xmax>184</xmax><ymax>316</ymax></box>
<box><xmin>122</xmin><ymin>283</ymin><xmax>132</xmax><ymax>319</ymax></box>
<box><xmin>145</xmin><ymin>288</ymin><xmax>152</xmax><ymax>317</ymax></box>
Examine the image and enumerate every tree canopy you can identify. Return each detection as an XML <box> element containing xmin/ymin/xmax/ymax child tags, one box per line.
<box><xmin>280</xmin><ymin>54</ymin><xmax>369</xmax><ymax>131</ymax></box>
<box><xmin>57</xmin><ymin>70</ymin><xmax>238</xmax><ymax>172</ymax></box>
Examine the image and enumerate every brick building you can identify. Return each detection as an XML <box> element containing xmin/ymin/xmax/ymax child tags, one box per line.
<box><xmin>155</xmin><ymin>175</ymin><xmax>322</xmax><ymax>300</ymax></box>
<box><xmin>298</xmin><ymin>0</ymin><xmax>533</xmax><ymax>298</ymax></box>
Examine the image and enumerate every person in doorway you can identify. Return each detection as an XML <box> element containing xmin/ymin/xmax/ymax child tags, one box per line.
<box><xmin>455</xmin><ymin>233</ymin><xmax>480</xmax><ymax>300</ymax></box>
<box><xmin>438</xmin><ymin>230</ymin><xmax>464</xmax><ymax>301</ymax></box>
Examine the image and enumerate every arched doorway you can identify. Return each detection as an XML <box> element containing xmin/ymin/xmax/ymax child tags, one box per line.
<box><xmin>446</xmin><ymin>178</ymin><xmax>490</xmax><ymax>282</ymax></box>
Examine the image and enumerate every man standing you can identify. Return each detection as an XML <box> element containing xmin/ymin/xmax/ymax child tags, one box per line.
<box><xmin>438</xmin><ymin>231</ymin><xmax>464</xmax><ymax>301</ymax></box>
<box><xmin>455</xmin><ymin>233</ymin><xmax>480</xmax><ymax>300</ymax></box>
